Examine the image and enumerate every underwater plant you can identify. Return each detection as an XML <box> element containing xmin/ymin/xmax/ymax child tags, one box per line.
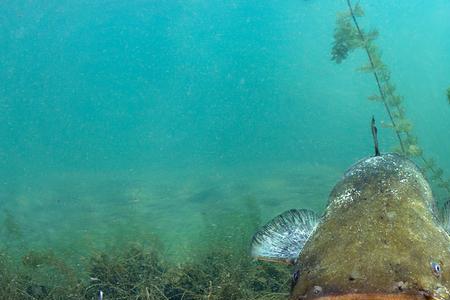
<box><xmin>84</xmin><ymin>238</ymin><xmax>289</xmax><ymax>299</ymax></box>
<box><xmin>0</xmin><ymin>202</ymin><xmax>290</xmax><ymax>300</ymax></box>
<box><xmin>331</xmin><ymin>0</ymin><xmax>450</xmax><ymax>198</ymax></box>
<box><xmin>86</xmin><ymin>245</ymin><xmax>168</xmax><ymax>299</ymax></box>
<box><xmin>0</xmin><ymin>242</ymin><xmax>289</xmax><ymax>299</ymax></box>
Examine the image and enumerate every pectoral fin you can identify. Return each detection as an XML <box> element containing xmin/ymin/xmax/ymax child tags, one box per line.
<box><xmin>250</xmin><ymin>209</ymin><xmax>319</xmax><ymax>264</ymax></box>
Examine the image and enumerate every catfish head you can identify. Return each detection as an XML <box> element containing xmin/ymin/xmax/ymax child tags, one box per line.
<box><xmin>251</xmin><ymin>154</ymin><xmax>450</xmax><ymax>300</ymax></box>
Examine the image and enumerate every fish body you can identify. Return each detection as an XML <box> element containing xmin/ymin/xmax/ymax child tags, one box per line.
<box><xmin>252</xmin><ymin>154</ymin><xmax>450</xmax><ymax>300</ymax></box>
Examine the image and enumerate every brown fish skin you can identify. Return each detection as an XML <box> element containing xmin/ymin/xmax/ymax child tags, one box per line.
<box><xmin>291</xmin><ymin>154</ymin><xmax>450</xmax><ymax>300</ymax></box>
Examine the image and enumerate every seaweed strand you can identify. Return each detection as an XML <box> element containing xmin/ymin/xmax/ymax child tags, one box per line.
<box><xmin>346</xmin><ymin>0</ymin><xmax>405</xmax><ymax>153</ymax></box>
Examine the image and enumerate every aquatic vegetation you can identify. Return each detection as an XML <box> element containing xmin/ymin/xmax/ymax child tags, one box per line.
<box><xmin>164</xmin><ymin>247</ymin><xmax>289</xmax><ymax>299</ymax></box>
<box><xmin>0</xmin><ymin>242</ymin><xmax>289</xmax><ymax>299</ymax></box>
<box><xmin>0</xmin><ymin>249</ymin><xmax>82</xmax><ymax>299</ymax></box>
<box><xmin>85</xmin><ymin>245</ymin><xmax>166</xmax><ymax>299</ymax></box>
<box><xmin>0</xmin><ymin>201</ymin><xmax>290</xmax><ymax>299</ymax></box>
<box><xmin>22</xmin><ymin>250</ymin><xmax>82</xmax><ymax>299</ymax></box>
<box><xmin>332</xmin><ymin>0</ymin><xmax>450</xmax><ymax>198</ymax></box>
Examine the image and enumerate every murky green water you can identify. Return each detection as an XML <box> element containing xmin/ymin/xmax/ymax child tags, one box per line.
<box><xmin>1</xmin><ymin>1</ymin><xmax>449</xmax><ymax>299</ymax></box>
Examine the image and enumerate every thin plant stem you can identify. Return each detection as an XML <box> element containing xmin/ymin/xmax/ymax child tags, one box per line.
<box><xmin>346</xmin><ymin>0</ymin><xmax>405</xmax><ymax>153</ymax></box>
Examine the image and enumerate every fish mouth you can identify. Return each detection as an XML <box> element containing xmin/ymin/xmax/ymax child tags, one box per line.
<box><xmin>310</xmin><ymin>293</ymin><xmax>431</xmax><ymax>300</ymax></box>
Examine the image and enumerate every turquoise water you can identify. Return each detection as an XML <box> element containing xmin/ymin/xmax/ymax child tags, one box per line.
<box><xmin>1</xmin><ymin>0</ymin><xmax>450</xmax><ymax>298</ymax></box>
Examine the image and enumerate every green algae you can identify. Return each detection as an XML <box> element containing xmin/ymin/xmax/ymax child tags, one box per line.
<box><xmin>0</xmin><ymin>200</ymin><xmax>290</xmax><ymax>299</ymax></box>
<box><xmin>0</xmin><ymin>243</ymin><xmax>289</xmax><ymax>299</ymax></box>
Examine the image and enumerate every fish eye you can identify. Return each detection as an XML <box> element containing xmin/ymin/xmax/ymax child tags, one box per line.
<box><xmin>431</xmin><ymin>262</ymin><xmax>442</xmax><ymax>276</ymax></box>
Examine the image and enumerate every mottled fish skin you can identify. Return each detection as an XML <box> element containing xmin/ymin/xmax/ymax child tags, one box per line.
<box><xmin>291</xmin><ymin>154</ymin><xmax>450</xmax><ymax>300</ymax></box>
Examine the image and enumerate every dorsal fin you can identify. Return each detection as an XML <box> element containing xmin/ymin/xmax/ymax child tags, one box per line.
<box><xmin>250</xmin><ymin>209</ymin><xmax>319</xmax><ymax>265</ymax></box>
<box><xmin>371</xmin><ymin>116</ymin><xmax>380</xmax><ymax>156</ymax></box>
